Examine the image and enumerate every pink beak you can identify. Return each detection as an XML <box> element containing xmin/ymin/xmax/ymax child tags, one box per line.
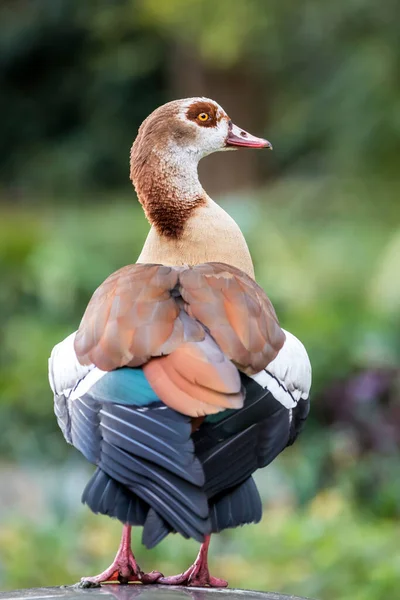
<box><xmin>226</xmin><ymin>122</ymin><xmax>272</xmax><ymax>149</ymax></box>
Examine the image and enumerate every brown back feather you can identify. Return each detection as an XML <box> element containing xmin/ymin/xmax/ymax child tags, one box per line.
<box><xmin>74</xmin><ymin>262</ymin><xmax>285</xmax><ymax>375</ymax></box>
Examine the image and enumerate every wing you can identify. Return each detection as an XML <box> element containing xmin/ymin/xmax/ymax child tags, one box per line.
<box><xmin>204</xmin><ymin>380</ymin><xmax>309</xmax><ymax>534</ymax></box>
<box><xmin>194</xmin><ymin>376</ymin><xmax>292</xmax><ymax>499</ymax></box>
<box><xmin>195</xmin><ymin>330</ymin><xmax>311</xmax><ymax>505</ymax></box>
<box><xmin>73</xmin><ymin>396</ymin><xmax>209</xmax><ymax>544</ymax></box>
<box><xmin>50</xmin><ymin>333</ymin><xmax>210</xmax><ymax>546</ymax></box>
<box><xmin>55</xmin><ymin>376</ymin><xmax>210</xmax><ymax>545</ymax></box>
<box><xmin>74</xmin><ymin>264</ymin><xmax>203</xmax><ymax>371</ymax></box>
<box><xmin>179</xmin><ymin>262</ymin><xmax>285</xmax><ymax>374</ymax></box>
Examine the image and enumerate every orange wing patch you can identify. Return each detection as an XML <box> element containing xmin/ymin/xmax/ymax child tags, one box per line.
<box><xmin>143</xmin><ymin>341</ymin><xmax>244</xmax><ymax>417</ymax></box>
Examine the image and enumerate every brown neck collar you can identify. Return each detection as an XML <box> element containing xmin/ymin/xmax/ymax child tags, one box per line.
<box><xmin>130</xmin><ymin>141</ymin><xmax>207</xmax><ymax>239</ymax></box>
<box><xmin>142</xmin><ymin>192</ymin><xmax>206</xmax><ymax>239</ymax></box>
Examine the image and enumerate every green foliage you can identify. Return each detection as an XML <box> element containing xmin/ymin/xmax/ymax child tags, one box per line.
<box><xmin>0</xmin><ymin>0</ymin><xmax>166</xmax><ymax>194</ymax></box>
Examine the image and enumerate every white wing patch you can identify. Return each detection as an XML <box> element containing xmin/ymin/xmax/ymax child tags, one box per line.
<box><xmin>49</xmin><ymin>331</ymin><xmax>107</xmax><ymax>399</ymax></box>
<box><xmin>251</xmin><ymin>329</ymin><xmax>312</xmax><ymax>409</ymax></box>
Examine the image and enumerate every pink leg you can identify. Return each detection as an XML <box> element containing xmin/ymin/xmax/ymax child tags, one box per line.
<box><xmin>79</xmin><ymin>525</ymin><xmax>162</xmax><ymax>587</ymax></box>
<box><xmin>157</xmin><ymin>535</ymin><xmax>228</xmax><ymax>588</ymax></box>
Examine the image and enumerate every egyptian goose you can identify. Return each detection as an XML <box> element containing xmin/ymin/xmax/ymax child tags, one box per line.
<box><xmin>49</xmin><ymin>97</ymin><xmax>311</xmax><ymax>588</ymax></box>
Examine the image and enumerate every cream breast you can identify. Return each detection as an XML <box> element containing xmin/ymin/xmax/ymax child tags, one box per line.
<box><xmin>137</xmin><ymin>196</ymin><xmax>255</xmax><ymax>279</ymax></box>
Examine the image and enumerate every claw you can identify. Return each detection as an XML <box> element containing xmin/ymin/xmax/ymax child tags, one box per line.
<box><xmin>157</xmin><ymin>535</ymin><xmax>228</xmax><ymax>588</ymax></box>
<box><xmin>157</xmin><ymin>569</ymin><xmax>228</xmax><ymax>588</ymax></box>
<box><xmin>78</xmin><ymin>524</ymin><xmax>163</xmax><ymax>587</ymax></box>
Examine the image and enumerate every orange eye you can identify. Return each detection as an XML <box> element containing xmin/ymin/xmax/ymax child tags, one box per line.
<box><xmin>198</xmin><ymin>112</ymin><xmax>209</xmax><ymax>122</ymax></box>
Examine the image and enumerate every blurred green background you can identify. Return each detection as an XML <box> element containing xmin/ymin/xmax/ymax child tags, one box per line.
<box><xmin>0</xmin><ymin>1</ymin><xmax>399</xmax><ymax>599</ymax></box>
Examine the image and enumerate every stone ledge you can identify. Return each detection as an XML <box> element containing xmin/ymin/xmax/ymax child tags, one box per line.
<box><xmin>0</xmin><ymin>586</ymin><xmax>312</xmax><ymax>600</ymax></box>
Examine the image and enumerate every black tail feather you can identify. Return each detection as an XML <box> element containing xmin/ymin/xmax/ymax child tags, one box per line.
<box><xmin>210</xmin><ymin>476</ymin><xmax>262</xmax><ymax>533</ymax></box>
<box><xmin>142</xmin><ymin>508</ymin><xmax>174</xmax><ymax>549</ymax></box>
<box><xmin>82</xmin><ymin>467</ymin><xmax>148</xmax><ymax>526</ymax></box>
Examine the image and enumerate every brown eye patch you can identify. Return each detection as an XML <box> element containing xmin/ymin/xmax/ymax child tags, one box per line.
<box><xmin>186</xmin><ymin>101</ymin><xmax>219</xmax><ymax>127</ymax></box>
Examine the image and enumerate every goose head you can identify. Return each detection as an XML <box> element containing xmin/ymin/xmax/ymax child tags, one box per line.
<box><xmin>130</xmin><ymin>97</ymin><xmax>271</xmax><ymax>246</ymax></box>
<box><xmin>131</xmin><ymin>97</ymin><xmax>271</xmax><ymax>171</ymax></box>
